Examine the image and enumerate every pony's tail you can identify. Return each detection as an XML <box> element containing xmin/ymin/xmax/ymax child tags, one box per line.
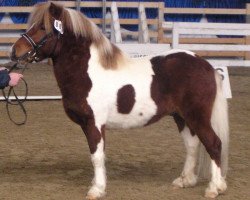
<box><xmin>198</xmin><ymin>71</ymin><xmax>229</xmax><ymax>178</ymax></box>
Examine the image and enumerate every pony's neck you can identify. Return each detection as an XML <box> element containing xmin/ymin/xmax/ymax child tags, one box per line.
<box><xmin>52</xmin><ymin>34</ymin><xmax>92</xmax><ymax>98</ymax></box>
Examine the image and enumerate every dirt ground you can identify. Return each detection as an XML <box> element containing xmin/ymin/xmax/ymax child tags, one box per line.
<box><xmin>0</xmin><ymin>64</ymin><xmax>249</xmax><ymax>200</ymax></box>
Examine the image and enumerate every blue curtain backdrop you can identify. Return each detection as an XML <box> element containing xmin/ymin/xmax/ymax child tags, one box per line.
<box><xmin>164</xmin><ymin>0</ymin><xmax>246</xmax><ymax>23</ymax></box>
<box><xmin>81</xmin><ymin>0</ymin><xmax>102</xmax><ymax>18</ymax></box>
<box><xmin>0</xmin><ymin>0</ymin><xmax>5</xmax><ymax>22</ymax></box>
<box><xmin>4</xmin><ymin>0</ymin><xmax>46</xmax><ymax>24</ymax></box>
<box><xmin>164</xmin><ymin>0</ymin><xmax>203</xmax><ymax>22</ymax></box>
<box><xmin>205</xmin><ymin>0</ymin><xmax>246</xmax><ymax>23</ymax></box>
<box><xmin>1</xmin><ymin>0</ymin><xmax>247</xmax><ymax>25</ymax></box>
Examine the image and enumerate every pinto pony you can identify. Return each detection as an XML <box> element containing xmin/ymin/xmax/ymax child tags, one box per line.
<box><xmin>11</xmin><ymin>2</ymin><xmax>229</xmax><ymax>199</ymax></box>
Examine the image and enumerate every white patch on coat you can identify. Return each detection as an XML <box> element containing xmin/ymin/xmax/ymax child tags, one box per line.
<box><xmin>87</xmin><ymin>45</ymin><xmax>157</xmax><ymax>129</ymax></box>
<box><xmin>172</xmin><ymin>126</ymin><xmax>199</xmax><ymax>188</ymax></box>
<box><xmin>87</xmin><ymin>139</ymin><xmax>106</xmax><ymax>198</ymax></box>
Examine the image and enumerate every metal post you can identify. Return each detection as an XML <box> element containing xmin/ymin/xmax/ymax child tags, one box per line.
<box><xmin>111</xmin><ymin>2</ymin><xmax>122</xmax><ymax>43</ymax></box>
<box><xmin>102</xmin><ymin>0</ymin><xmax>106</xmax><ymax>34</ymax></box>
<box><xmin>76</xmin><ymin>0</ymin><xmax>81</xmax><ymax>12</ymax></box>
<box><xmin>139</xmin><ymin>3</ymin><xmax>149</xmax><ymax>43</ymax></box>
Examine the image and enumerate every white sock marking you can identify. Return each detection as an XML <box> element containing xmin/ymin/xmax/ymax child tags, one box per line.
<box><xmin>88</xmin><ymin>139</ymin><xmax>106</xmax><ymax>197</ymax></box>
<box><xmin>182</xmin><ymin>126</ymin><xmax>199</xmax><ymax>177</ymax></box>
<box><xmin>173</xmin><ymin>126</ymin><xmax>200</xmax><ymax>188</ymax></box>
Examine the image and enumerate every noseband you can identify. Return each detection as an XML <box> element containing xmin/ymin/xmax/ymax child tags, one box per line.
<box><xmin>19</xmin><ymin>31</ymin><xmax>59</xmax><ymax>62</ymax></box>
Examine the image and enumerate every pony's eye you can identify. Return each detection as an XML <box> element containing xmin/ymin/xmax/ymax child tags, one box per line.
<box><xmin>41</xmin><ymin>26</ymin><xmax>45</xmax><ymax>30</ymax></box>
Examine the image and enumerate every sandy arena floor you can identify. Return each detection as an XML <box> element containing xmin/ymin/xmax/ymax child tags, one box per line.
<box><xmin>0</xmin><ymin>64</ymin><xmax>249</xmax><ymax>200</ymax></box>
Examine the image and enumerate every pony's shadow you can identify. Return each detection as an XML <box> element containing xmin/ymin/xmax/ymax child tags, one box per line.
<box><xmin>0</xmin><ymin>158</ymin><xmax>182</xmax><ymax>185</ymax></box>
<box><xmin>0</xmin><ymin>160</ymin><xmax>92</xmax><ymax>186</ymax></box>
<box><xmin>106</xmin><ymin>158</ymin><xmax>182</xmax><ymax>183</ymax></box>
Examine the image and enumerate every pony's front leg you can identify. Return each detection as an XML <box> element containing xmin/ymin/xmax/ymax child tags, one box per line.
<box><xmin>81</xmin><ymin>119</ymin><xmax>106</xmax><ymax>200</ymax></box>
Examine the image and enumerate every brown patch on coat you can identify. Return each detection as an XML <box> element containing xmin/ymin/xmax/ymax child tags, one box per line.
<box><xmin>117</xmin><ymin>84</ymin><xmax>135</xmax><ymax>114</ymax></box>
<box><xmin>51</xmin><ymin>32</ymin><xmax>101</xmax><ymax>153</ymax></box>
<box><xmin>52</xmin><ymin>35</ymin><xmax>93</xmax><ymax>120</ymax></box>
<box><xmin>149</xmin><ymin>52</ymin><xmax>221</xmax><ymax>166</ymax></box>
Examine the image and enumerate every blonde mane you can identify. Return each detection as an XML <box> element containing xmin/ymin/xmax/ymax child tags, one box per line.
<box><xmin>28</xmin><ymin>2</ymin><xmax>124</xmax><ymax>69</ymax></box>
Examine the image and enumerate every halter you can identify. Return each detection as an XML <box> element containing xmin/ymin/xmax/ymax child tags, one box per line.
<box><xmin>17</xmin><ymin>19</ymin><xmax>63</xmax><ymax>62</ymax></box>
<box><xmin>19</xmin><ymin>30</ymin><xmax>60</xmax><ymax>62</ymax></box>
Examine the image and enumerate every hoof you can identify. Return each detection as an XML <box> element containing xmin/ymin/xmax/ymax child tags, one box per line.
<box><xmin>86</xmin><ymin>194</ymin><xmax>98</xmax><ymax>200</ymax></box>
<box><xmin>86</xmin><ymin>185</ymin><xmax>105</xmax><ymax>200</ymax></box>
<box><xmin>205</xmin><ymin>190</ymin><xmax>218</xmax><ymax>199</ymax></box>
<box><xmin>217</xmin><ymin>180</ymin><xmax>227</xmax><ymax>194</ymax></box>
<box><xmin>172</xmin><ymin>174</ymin><xmax>198</xmax><ymax>188</ymax></box>
<box><xmin>205</xmin><ymin>178</ymin><xmax>227</xmax><ymax>198</ymax></box>
<box><xmin>172</xmin><ymin>177</ymin><xmax>184</xmax><ymax>188</ymax></box>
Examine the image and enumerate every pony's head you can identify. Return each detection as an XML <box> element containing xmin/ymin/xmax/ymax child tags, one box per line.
<box><xmin>11</xmin><ymin>2</ymin><xmax>66</xmax><ymax>63</ymax></box>
<box><xmin>11</xmin><ymin>2</ymin><xmax>123</xmax><ymax>69</ymax></box>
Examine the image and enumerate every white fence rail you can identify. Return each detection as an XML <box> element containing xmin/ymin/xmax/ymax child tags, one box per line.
<box><xmin>164</xmin><ymin>22</ymin><xmax>250</xmax><ymax>54</ymax></box>
<box><xmin>116</xmin><ymin>44</ymin><xmax>170</xmax><ymax>57</ymax></box>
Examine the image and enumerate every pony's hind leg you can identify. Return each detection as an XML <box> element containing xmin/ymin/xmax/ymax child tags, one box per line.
<box><xmin>187</xmin><ymin>119</ymin><xmax>227</xmax><ymax>198</ymax></box>
<box><xmin>172</xmin><ymin>114</ymin><xmax>200</xmax><ymax>188</ymax></box>
<box><xmin>198</xmin><ymin>125</ymin><xmax>227</xmax><ymax>198</ymax></box>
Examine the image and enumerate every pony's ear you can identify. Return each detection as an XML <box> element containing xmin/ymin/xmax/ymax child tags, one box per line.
<box><xmin>49</xmin><ymin>2</ymin><xmax>63</xmax><ymax>19</ymax></box>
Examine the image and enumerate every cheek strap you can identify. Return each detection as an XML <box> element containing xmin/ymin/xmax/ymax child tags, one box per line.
<box><xmin>22</xmin><ymin>33</ymin><xmax>37</xmax><ymax>49</ymax></box>
<box><xmin>19</xmin><ymin>32</ymin><xmax>52</xmax><ymax>62</ymax></box>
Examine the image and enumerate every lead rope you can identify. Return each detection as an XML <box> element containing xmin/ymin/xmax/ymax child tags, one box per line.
<box><xmin>1</xmin><ymin>63</ymin><xmax>28</xmax><ymax>125</ymax></box>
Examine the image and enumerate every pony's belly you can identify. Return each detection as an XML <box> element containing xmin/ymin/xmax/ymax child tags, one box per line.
<box><xmin>106</xmin><ymin>100</ymin><xmax>157</xmax><ymax>129</ymax></box>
